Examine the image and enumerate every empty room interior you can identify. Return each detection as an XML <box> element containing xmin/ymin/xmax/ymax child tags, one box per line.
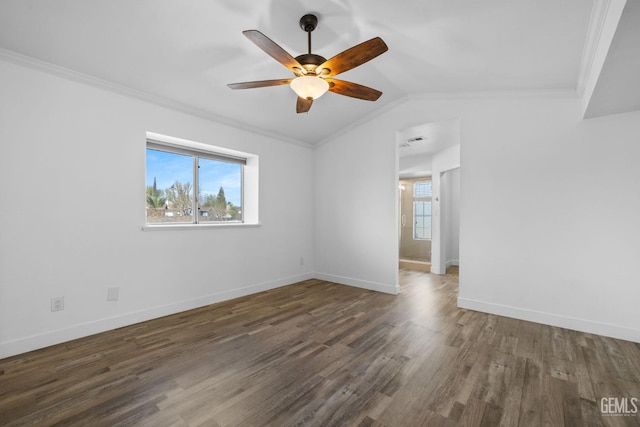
<box><xmin>1</xmin><ymin>1</ymin><xmax>639</xmax><ymax>426</ymax></box>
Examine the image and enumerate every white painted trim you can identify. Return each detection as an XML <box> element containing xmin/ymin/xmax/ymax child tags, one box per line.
<box><xmin>0</xmin><ymin>48</ymin><xmax>311</xmax><ymax>149</ymax></box>
<box><xmin>313</xmin><ymin>272</ymin><xmax>400</xmax><ymax>295</ymax></box>
<box><xmin>581</xmin><ymin>0</ymin><xmax>628</xmax><ymax>117</ymax></box>
<box><xmin>0</xmin><ymin>273</ymin><xmax>314</xmax><ymax>359</ymax></box>
<box><xmin>142</xmin><ymin>223</ymin><xmax>261</xmax><ymax>231</ymax></box>
<box><xmin>315</xmin><ymin>89</ymin><xmax>580</xmax><ymax>148</ymax></box>
<box><xmin>576</xmin><ymin>0</ymin><xmax>612</xmax><ymax>96</ymax></box>
<box><xmin>445</xmin><ymin>259</ymin><xmax>459</xmax><ymax>268</ymax></box>
<box><xmin>458</xmin><ymin>297</ymin><xmax>640</xmax><ymax>344</ymax></box>
<box><xmin>407</xmin><ymin>89</ymin><xmax>580</xmax><ymax>101</ymax></box>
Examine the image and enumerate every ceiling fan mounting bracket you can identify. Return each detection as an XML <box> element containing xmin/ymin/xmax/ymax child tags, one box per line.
<box><xmin>299</xmin><ymin>14</ymin><xmax>318</xmax><ymax>32</ymax></box>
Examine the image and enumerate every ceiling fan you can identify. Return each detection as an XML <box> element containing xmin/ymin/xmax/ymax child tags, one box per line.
<box><xmin>228</xmin><ymin>14</ymin><xmax>388</xmax><ymax>113</ymax></box>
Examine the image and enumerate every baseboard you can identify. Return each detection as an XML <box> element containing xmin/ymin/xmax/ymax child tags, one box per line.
<box><xmin>0</xmin><ymin>272</ymin><xmax>314</xmax><ymax>359</ymax></box>
<box><xmin>457</xmin><ymin>297</ymin><xmax>640</xmax><ymax>343</ymax></box>
<box><xmin>445</xmin><ymin>259</ymin><xmax>459</xmax><ymax>268</ymax></box>
<box><xmin>399</xmin><ymin>259</ymin><xmax>431</xmax><ymax>272</ymax></box>
<box><xmin>314</xmin><ymin>272</ymin><xmax>399</xmax><ymax>295</ymax></box>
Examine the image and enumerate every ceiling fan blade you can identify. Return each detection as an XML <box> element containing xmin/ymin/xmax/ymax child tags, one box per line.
<box><xmin>326</xmin><ymin>79</ymin><xmax>382</xmax><ymax>101</ymax></box>
<box><xmin>228</xmin><ymin>79</ymin><xmax>292</xmax><ymax>90</ymax></box>
<box><xmin>243</xmin><ymin>30</ymin><xmax>303</xmax><ymax>74</ymax></box>
<box><xmin>296</xmin><ymin>97</ymin><xmax>313</xmax><ymax>113</ymax></box>
<box><xmin>317</xmin><ymin>37</ymin><xmax>388</xmax><ymax>77</ymax></box>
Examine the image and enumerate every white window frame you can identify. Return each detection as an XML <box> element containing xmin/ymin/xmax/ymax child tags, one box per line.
<box><xmin>143</xmin><ymin>132</ymin><xmax>259</xmax><ymax>230</ymax></box>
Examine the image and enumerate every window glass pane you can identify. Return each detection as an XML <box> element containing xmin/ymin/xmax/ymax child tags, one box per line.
<box><xmin>424</xmin><ymin>201</ymin><xmax>432</xmax><ymax>215</ymax></box>
<box><xmin>413</xmin><ymin>200</ymin><xmax>432</xmax><ymax>240</ymax></box>
<box><xmin>198</xmin><ymin>158</ymin><xmax>243</xmax><ymax>223</ymax></box>
<box><xmin>424</xmin><ymin>222</ymin><xmax>432</xmax><ymax>238</ymax></box>
<box><xmin>414</xmin><ymin>181</ymin><xmax>432</xmax><ymax>198</ymax></box>
<box><xmin>146</xmin><ymin>149</ymin><xmax>193</xmax><ymax>223</ymax></box>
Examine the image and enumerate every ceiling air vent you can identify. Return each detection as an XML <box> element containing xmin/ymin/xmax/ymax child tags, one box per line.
<box><xmin>400</xmin><ymin>136</ymin><xmax>425</xmax><ymax>149</ymax></box>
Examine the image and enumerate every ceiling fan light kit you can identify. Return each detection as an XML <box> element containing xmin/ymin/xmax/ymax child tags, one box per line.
<box><xmin>228</xmin><ymin>13</ymin><xmax>388</xmax><ymax>113</ymax></box>
<box><xmin>290</xmin><ymin>75</ymin><xmax>329</xmax><ymax>100</ymax></box>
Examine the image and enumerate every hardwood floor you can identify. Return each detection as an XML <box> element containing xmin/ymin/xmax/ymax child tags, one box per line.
<box><xmin>1</xmin><ymin>271</ymin><xmax>640</xmax><ymax>426</ymax></box>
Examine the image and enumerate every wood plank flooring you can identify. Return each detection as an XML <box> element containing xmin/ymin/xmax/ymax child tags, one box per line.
<box><xmin>1</xmin><ymin>270</ymin><xmax>640</xmax><ymax>426</ymax></box>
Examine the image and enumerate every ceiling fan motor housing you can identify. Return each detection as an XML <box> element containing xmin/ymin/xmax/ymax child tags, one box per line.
<box><xmin>295</xmin><ymin>53</ymin><xmax>327</xmax><ymax>73</ymax></box>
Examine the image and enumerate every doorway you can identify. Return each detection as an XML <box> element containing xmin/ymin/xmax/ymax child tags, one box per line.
<box><xmin>399</xmin><ymin>177</ymin><xmax>432</xmax><ymax>272</ymax></box>
<box><xmin>439</xmin><ymin>168</ymin><xmax>460</xmax><ymax>276</ymax></box>
<box><xmin>397</xmin><ymin>118</ymin><xmax>461</xmax><ymax>275</ymax></box>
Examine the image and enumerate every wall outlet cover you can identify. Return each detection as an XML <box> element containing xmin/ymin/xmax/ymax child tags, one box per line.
<box><xmin>51</xmin><ymin>297</ymin><xmax>64</xmax><ymax>312</ymax></box>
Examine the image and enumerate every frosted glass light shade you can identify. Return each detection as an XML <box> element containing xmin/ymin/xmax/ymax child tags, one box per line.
<box><xmin>290</xmin><ymin>76</ymin><xmax>329</xmax><ymax>100</ymax></box>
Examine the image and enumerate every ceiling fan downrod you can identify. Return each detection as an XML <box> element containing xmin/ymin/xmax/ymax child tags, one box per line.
<box><xmin>296</xmin><ymin>14</ymin><xmax>326</xmax><ymax>75</ymax></box>
<box><xmin>299</xmin><ymin>13</ymin><xmax>318</xmax><ymax>32</ymax></box>
<box><xmin>299</xmin><ymin>13</ymin><xmax>318</xmax><ymax>55</ymax></box>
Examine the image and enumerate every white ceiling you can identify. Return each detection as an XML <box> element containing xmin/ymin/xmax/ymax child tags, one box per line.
<box><xmin>398</xmin><ymin>118</ymin><xmax>460</xmax><ymax>158</ymax></box>
<box><xmin>0</xmin><ymin>0</ymin><xmax>595</xmax><ymax>145</ymax></box>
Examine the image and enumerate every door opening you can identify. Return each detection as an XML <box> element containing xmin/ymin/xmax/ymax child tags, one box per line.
<box><xmin>399</xmin><ymin>177</ymin><xmax>432</xmax><ymax>272</ymax></box>
<box><xmin>439</xmin><ymin>168</ymin><xmax>460</xmax><ymax>277</ymax></box>
<box><xmin>397</xmin><ymin>118</ymin><xmax>461</xmax><ymax>276</ymax></box>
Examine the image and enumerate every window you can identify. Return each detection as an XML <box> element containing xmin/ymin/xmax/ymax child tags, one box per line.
<box><xmin>413</xmin><ymin>180</ymin><xmax>432</xmax><ymax>239</ymax></box>
<box><xmin>145</xmin><ymin>137</ymin><xmax>247</xmax><ymax>226</ymax></box>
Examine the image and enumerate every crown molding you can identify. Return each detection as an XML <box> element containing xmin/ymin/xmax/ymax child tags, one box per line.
<box><xmin>406</xmin><ymin>89</ymin><xmax>579</xmax><ymax>100</ymax></box>
<box><xmin>576</xmin><ymin>0</ymin><xmax>612</xmax><ymax>97</ymax></box>
<box><xmin>0</xmin><ymin>48</ymin><xmax>313</xmax><ymax>150</ymax></box>
<box><xmin>0</xmin><ymin>46</ymin><xmax>585</xmax><ymax>150</ymax></box>
<box><xmin>315</xmin><ymin>88</ymin><xmax>579</xmax><ymax>147</ymax></box>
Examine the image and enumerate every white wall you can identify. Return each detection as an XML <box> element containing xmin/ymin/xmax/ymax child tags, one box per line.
<box><xmin>430</xmin><ymin>145</ymin><xmax>461</xmax><ymax>274</ymax></box>
<box><xmin>442</xmin><ymin>168</ymin><xmax>460</xmax><ymax>268</ymax></box>
<box><xmin>0</xmin><ymin>59</ymin><xmax>315</xmax><ymax>358</ymax></box>
<box><xmin>458</xmin><ymin>98</ymin><xmax>640</xmax><ymax>343</ymax></box>
<box><xmin>315</xmin><ymin>94</ymin><xmax>640</xmax><ymax>343</ymax></box>
<box><xmin>314</xmin><ymin>120</ymin><xmax>400</xmax><ymax>294</ymax></box>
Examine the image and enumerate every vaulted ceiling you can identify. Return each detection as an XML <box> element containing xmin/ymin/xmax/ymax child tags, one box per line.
<box><xmin>0</xmin><ymin>0</ymin><xmax>632</xmax><ymax>146</ymax></box>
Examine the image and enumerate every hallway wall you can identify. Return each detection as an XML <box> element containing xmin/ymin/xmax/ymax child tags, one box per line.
<box><xmin>441</xmin><ymin>168</ymin><xmax>461</xmax><ymax>268</ymax></box>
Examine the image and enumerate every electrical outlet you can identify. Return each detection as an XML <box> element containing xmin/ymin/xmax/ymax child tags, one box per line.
<box><xmin>51</xmin><ymin>297</ymin><xmax>64</xmax><ymax>312</ymax></box>
<box><xmin>107</xmin><ymin>287</ymin><xmax>119</xmax><ymax>301</ymax></box>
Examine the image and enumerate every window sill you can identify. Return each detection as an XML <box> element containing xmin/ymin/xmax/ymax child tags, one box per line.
<box><xmin>142</xmin><ymin>223</ymin><xmax>260</xmax><ymax>231</ymax></box>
